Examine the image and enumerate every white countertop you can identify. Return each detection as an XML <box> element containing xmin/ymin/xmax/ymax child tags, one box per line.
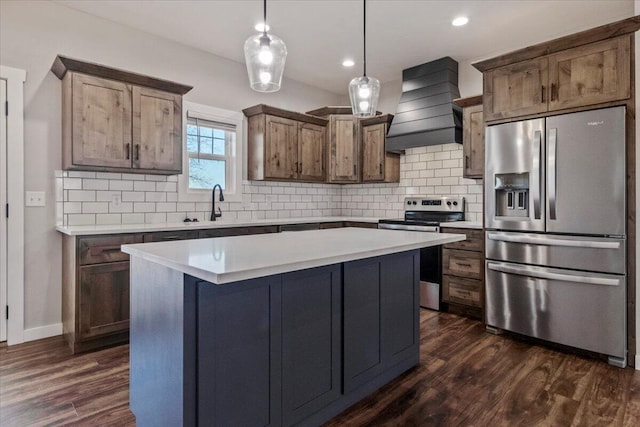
<box><xmin>121</xmin><ymin>228</ymin><xmax>466</xmax><ymax>284</ymax></box>
<box><xmin>56</xmin><ymin>216</ymin><xmax>381</xmax><ymax>236</ymax></box>
<box><xmin>439</xmin><ymin>221</ymin><xmax>483</xmax><ymax>230</ymax></box>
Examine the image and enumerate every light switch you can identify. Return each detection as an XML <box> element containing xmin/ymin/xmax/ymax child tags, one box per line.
<box><xmin>26</xmin><ymin>191</ymin><xmax>46</xmax><ymax>207</ymax></box>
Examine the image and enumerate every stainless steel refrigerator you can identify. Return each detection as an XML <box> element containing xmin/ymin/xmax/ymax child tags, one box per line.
<box><xmin>484</xmin><ymin>106</ymin><xmax>627</xmax><ymax>367</ymax></box>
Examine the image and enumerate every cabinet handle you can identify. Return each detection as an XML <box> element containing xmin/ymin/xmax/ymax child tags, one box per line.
<box><xmin>91</xmin><ymin>245</ymin><xmax>121</xmax><ymax>255</ymax></box>
<box><xmin>353</xmin><ymin>164</ymin><xmax>356</xmax><ymax>176</ymax></box>
<box><xmin>379</xmin><ymin>164</ymin><xmax>383</xmax><ymax>174</ymax></box>
<box><xmin>551</xmin><ymin>83</ymin><xmax>556</xmax><ymax>101</ymax></box>
<box><xmin>456</xmin><ymin>262</ymin><xmax>472</xmax><ymax>267</ymax></box>
<box><xmin>465</xmin><ymin>155</ymin><xmax>470</xmax><ymax>169</ymax></box>
<box><xmin>161</xmin><ymin>236</ymin><xmax>181</xmax><ymax>241</ymax></box>
<box><xmin>126</xmin><ymin>143</ymin><xmax>130</xmax><ymax>160</ymax></box>
<box><xmin>135</xmin><ymin>144</ymin><xmax>140</xmax><ymax>161</ymax></box>
<box><xmin>541</xmin><ymin>85</ymin><xmax>545</xmax><ymax>103</ymax></box>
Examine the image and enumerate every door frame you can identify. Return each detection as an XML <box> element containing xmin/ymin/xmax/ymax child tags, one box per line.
<box><xmin>0</xmin><ymin>65</ymin><xmax>26</xmax><ymax>345</ymax></box>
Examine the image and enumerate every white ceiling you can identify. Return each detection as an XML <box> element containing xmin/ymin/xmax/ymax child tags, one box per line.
<box><xmin>55</xmin><ymin>0</ymin><xmax>634</xmax><ymax>95</ymax></box>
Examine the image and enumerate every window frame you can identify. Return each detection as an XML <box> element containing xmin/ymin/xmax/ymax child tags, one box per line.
<box><xmin>179</xmin><ymin>102</ymin><xmax>243</xmax><ymax>202</ymax></box>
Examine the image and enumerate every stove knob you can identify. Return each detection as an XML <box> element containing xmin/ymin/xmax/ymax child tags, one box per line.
<box><xmin>412</xmin><ymin>201</ymin><xmax>417</xmax><ymax>205</ymax></box>
<box><xmin>446</xmin><ymin>201</ymin><xmax>452</xmax><ymax>206</ymax></box>
<box><xmin>407</xmin><ymin>201</ymin><xmax>411</xmax><ymax>205</ymax></box>
<box><xmin>453</xmin><ymin>201</ymin><xmax>458</xmax><ymax>206</ymax></box>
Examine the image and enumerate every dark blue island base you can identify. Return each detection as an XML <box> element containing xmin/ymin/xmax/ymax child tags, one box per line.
<box><xmin>129</xmin><ymin>250</ymin><xmax>420</xmax><ymax>426</ymax></box>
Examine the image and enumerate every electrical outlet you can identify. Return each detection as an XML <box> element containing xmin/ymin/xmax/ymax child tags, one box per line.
<box><xmin>111</xmin><ymin>193</ymin><xmax>122</xmax><ymax>207</ymax></box>
<box><xmin>25</xmin><ymin>191</ymin><xmax>46</xmax><ymax>207</ymax></box>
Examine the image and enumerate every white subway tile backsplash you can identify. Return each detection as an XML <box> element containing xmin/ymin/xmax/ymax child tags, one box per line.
<box><xmin>82</xmin><ymin>202</ymin><xmax>109</xmax><ymax>214</ymax></box>
<box><xmin>83</xmin><ymin>179</ymin><xmax>109</xmax><ymax>190</ymax></box>
<box><xmin>58</xmin><ymin>144</ymin><xmax>482</xmax><ymax>226</ymax></box>
<box><xmin>110</xmin><ymin>180</ymin><xmax>134</xmax><ymax>191</ymax></box>
<box><xmin>134</xmin><ymin>181</ymin><xmax>156</xmax><ymax>192</ymax></box>
<box><xmin>68</xmin><ymin>190</ymin><xmax>96</xmax><ymax>202</ymax></box>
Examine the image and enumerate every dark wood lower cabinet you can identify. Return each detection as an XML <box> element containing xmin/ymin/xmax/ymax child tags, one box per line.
<box><xmin>78</xmin><ymin>262</ymin><xmax>130</xmax><ymax>340</ymax></box>
<box><xmin>130</xmin><ymin>251</ymin><xmax>420</xmax><ymax>427</ymax></box>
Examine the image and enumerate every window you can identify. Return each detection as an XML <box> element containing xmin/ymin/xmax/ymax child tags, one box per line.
<box><xmin>179</xmin><ymin>102</ymin><xmax>243</xmax><ymax>202</ymax></box>
<box><xmin>186</xmin><ymin>117</ymin><xmax>234</xmax><ymax>190</ymax></box>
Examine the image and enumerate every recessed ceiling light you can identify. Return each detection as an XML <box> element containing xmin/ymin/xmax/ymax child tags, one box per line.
<box><xmin>254</xmin><ymin>22</ymin><xmax>270</xmax><ymax>32</ymax></box>
<box><xmin>342</xmin><ymin>59</ymin><xmax>355</xmax><ymax>67</ymax></box>
<box><xmin>452</xmin><ymin>16</ymin><xmax>469</xmax><ymax>27</ymax></box>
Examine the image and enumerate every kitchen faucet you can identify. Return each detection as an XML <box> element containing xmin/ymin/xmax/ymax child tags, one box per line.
<box><xmin>211</xmin><ymin>184</ymin><xmax>224</xmax><ymax>221</ymax></box>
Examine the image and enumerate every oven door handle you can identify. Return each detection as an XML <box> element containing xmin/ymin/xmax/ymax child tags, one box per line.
<box><xmin>487</xmin><ymin>262</ymin><xmax>620</xmax><ymax>286</ymax></box>
<box><xmin>487</xmin><ymin>233</ymin><xmax>621</xmax><ymax>249</ymax></box>
<box><xmin>378</xmin><ymin>223</ymin><xmax>439</xmax><ymax>232</ymax></box>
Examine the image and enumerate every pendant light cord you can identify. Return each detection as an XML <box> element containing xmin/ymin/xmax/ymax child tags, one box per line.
<box><xmin>363</xmin><ymin>0</ymin><xmax>367</xmax><ymax>77</ymax></box>
<box><xmin>263</xmin><ymin>0</ymin><xmax>267</xmax><ymax>36</ymax></box>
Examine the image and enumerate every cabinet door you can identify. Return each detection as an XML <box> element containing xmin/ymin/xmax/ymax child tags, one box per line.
<box><xmin>78</xmin><ymin>261</ymin><xmax>130</xmax><ymax>340</ymax></box>
<box><xmin>264</xmin><ymin>115</ymin><xmax>298</xmax><ymax>180</ymax></box>
<box><xmin>361</xmin><ymin>123</ymin><xmax>386</xmax><ymax>182</ymax></box>
<box><xmin>548</xmin><ymin>36</ymin><xmax>631</xmax><ymax>111</ymax></box>
<box><xmin>132</xmin><ymin>87</ymin><xmax>182</xmax><ymax>172</ymax></box>
<box><xmin>281</xmin><ymin>265</ymin><xmax>341</xmax><ymax>425</ymax></box>
<box><xmin>72</xmin><ymin>74</ymin><xmax>132</xmax><ymax>168</ymax></box>
<box><xmin>343</xmin><ymin>251</ymin><xmax>419</xmax><ymax>393</ymax></box>
<box><xmin>329</xmin><ymin>116</ymin><xmax>359</xmax><ymax>182</ymax></box>
<box><xmin>298</xmin><ymin>122</ymin><xmax>326</xmax><ymax>182</ymax></box>
<box><xmin>484</xmin><ymin>58</ymin><xmax>548</xmax><ymax>121</ymax></box>
<box><xmin>463</xmin><ymin>104</ymin><xmax>484</xmax><ymax>179</ymax></box>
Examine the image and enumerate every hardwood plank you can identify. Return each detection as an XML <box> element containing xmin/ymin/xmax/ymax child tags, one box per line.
<box><xmin>2</xmin><ymin>311</ymin><xmax>639</xmax><ymax>427</ymax></box>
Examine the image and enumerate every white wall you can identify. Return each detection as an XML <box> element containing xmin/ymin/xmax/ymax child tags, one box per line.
<box><xmin>0</xmin><ymin>0</ymin><xmax>343</xmax><ymax>333</ymax></box>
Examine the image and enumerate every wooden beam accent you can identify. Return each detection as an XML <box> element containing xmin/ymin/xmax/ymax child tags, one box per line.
<box><xmin>453</xmin><ymin>95</ymin><xmax>483</xmax><ymax>109</ymax></box>
<box><xmin>473</xmin><ymin>16</ymin><xmax>640</xmax><ymax>72</ymax></box>
<box><xmin>242</xmin><ymin>104</ymin><xmax>328</xmax><ymax>126</ymax></box>
<box><xmin>50</xmin><ymin>55</ymin><xmax>193</xmax><ymax>95</ymax></box>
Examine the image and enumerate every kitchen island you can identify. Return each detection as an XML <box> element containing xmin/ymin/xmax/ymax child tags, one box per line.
<box><xmin>122</xmin><ymin>228</ymin><xmax>465</xmax><ymax>427</ymax></box>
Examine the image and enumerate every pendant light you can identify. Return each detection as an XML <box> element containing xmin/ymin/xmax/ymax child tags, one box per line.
<box><xmin>348</xmin><ymin>0</ymin><xmax>380</xmax><ymax>117</ymax></box>
<box><xmin>244</xmin><ymin>0</ymin><xmax>287</xmax><ymax>92</ymax></box>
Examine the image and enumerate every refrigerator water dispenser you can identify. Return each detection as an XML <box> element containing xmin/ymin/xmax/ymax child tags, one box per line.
<box><xmin>495</xmin><ymin>173</ymin><xmax>529</xmax><ymax>218</ymax></box>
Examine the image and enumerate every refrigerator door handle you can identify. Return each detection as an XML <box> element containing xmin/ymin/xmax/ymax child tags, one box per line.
<box><xmin>548</xmin><ymin>128</ymin><xmax>558</xmax><ymax>220</ymax></box>
<box><xmin>532</xmin><ymin>130</ymin><xmax>542</xmax><ymax>219</ymax></box>
<box><xmin>486</xmin><ymin>262</ymin><xmax>620</xmax><ymax>286</ymax></box>
<box><xmin>487</xmin><ymin>233</ymin><xmax>622</xmax><ymax>249</ymax></box>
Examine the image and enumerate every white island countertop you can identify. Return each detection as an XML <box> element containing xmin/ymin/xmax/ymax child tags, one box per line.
<box><xmin>56</xmin><ymin>216</ymin><xmax>381</xmax><ymax>236</ymax></box>
<box><xmin>121</xmin><ymin>228</ymin><xmax>465</xmax><ymax>284</ymax></box>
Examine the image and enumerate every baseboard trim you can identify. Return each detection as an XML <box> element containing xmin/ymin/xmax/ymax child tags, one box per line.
<box><xmin>23</xmin><ymin>323</ymin><xmax>63</xmax><ymax>342</ymax></box>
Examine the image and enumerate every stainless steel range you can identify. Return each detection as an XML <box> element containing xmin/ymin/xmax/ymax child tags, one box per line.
<box><xmin>379</xmin><ymin>196</ymin><xmax>465</xmax><ymax>310</ymax></box>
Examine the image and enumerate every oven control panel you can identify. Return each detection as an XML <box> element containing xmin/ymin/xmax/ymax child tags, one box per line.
<box><xmin>404</xmin><ymin>196</ymin><xmax>465</xmax><ymax>212</ymax></box>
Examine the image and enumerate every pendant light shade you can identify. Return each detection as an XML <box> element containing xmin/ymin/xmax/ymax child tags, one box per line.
<box><xmin>244</xmin><ymin>0</ymin><xmax>287</xmax><ymax>92</ymax></box>
<box><xmin>349</xmin><ymin>0</ymin><xmax>379</xmax><ymax>117</ymax></box>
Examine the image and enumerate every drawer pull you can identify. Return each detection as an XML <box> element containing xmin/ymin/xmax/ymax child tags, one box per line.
<box><xmin>455</xmin><ymin>262</ymin><xmax>472</xmax><ymax>267</ymax></box>
<box><xmin>91</xmin><ymin>245</ymin><xmax>122</xmax><ymax>254</ymax></box>
<box><xmin>162</xmin><ymin>236</ymin><xmax>182</xmax><ymax>241</ymax></box>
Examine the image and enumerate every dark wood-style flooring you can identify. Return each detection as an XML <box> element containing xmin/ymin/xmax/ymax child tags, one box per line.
<box><xmin>1</xmin><ymin>310</ymin><xmax>638</xmax><ymax>426</ymax></box>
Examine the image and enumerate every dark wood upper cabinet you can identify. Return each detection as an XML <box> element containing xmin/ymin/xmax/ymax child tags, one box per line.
<box><xmin>53</xmin><ymin>55</ymin><xmax>191</xmax><ymax>175</ymax></box>
<box><xmin>244</xmin><ymin>105</ymin><xmax>328</xmax><ymax>183</ymax></box>
<box><xmin>548</xmin><ymin>36</ymin><xmax>630</xmax><ymax>111</ymax></box>
<box><xmin>454</xmin><ymin>96</ymin><xmax>484</xmax><ymax>180</ymax></box>
<box><xmin>328</xmin><ymin>115</ymin><xmax>359</xmax><ymax>183</ymax></box>
<box><xmin>360</xmin><ymin>114</ymin><xmax>399</xmax><ymax>183</ymax></box>
<box><xmin>483</xmin><ymin>57</ymin><xmax>548</xmax><ymax>122</ymax></box>
<box><xmin>475</xmin><ymin>18</ymin><xmax>637</xmax><ymax>123</ymax></box>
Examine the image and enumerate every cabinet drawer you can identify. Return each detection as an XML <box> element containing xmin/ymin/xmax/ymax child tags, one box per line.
<box><xmin>443</xmin><ymin>249</ymin><xmax>484</xmax><ymax>280</ymax></box>
<box><xmin>78</xmin><ymin>234</ymin><xmax>143</xmax><ymax>265</ymax></box>
<box><xmin>198</xmin><ymin>226</ymin><xmax>278</xmax><ymax>239</ymax></box>
<box><xmin>143</xmin><ymin>230</ymin><xmax>199</xmax><ymax>242</ymax></box>
<box><xmin>441</xmin><ymin>228</ymin><xmax>484</xmax><ymax>252</ymax></box>
<box><xmin>443</xmin><ymin>275</ymin><xmax>482</xmax><ymax>308</ymax></box>
<box><xmin>279</xmin><ymin>223</ymin><xmax>320</xmax><ymax>232</ymax></box>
